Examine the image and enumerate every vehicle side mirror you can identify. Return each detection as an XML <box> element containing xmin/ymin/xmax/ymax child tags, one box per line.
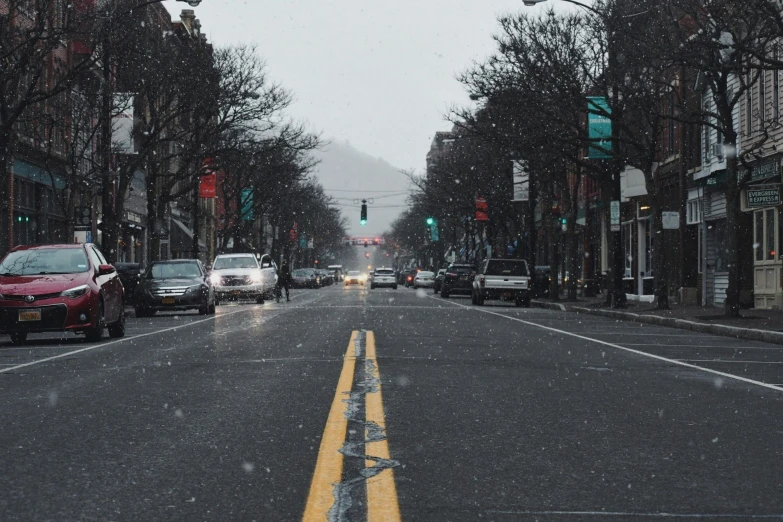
<box><xmin>98</xmin><ymin>264</ymin><xmax>116</xmax><ymax>276</ymax></box>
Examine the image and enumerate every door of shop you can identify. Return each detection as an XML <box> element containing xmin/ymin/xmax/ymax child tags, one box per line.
<box><xmin>753</xmin><ymin>208</ymin><xmax>781</xmax><ymax>308</ymax></box>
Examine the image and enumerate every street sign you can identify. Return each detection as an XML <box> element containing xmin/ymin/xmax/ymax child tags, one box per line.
<box><xmin>475</xmin><ymin>196</ymin><xmax>489</xmax><ymax>222</ymax></box>
<box><xmin>587</xmin><ymin>96</ymin><xmax>612</xmax><ymax>159</ymax></box>
<box><xmin>610</xmin><ymin>200</ymin><xmax>620</xmax><ymax>231</ymax></box>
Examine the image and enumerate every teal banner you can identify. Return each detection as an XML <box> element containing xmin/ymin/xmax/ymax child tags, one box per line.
<box><xmin>587</xmin><ymin>97</ymin><xmax>612</xmax><ymax>159</ymax></box>
<box><xmin>241</xmin><ymin>188</ymin><xmax>253</xmax><ymax>221</ymax></box>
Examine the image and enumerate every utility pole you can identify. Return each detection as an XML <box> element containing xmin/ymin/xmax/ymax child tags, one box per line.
<box><xmin>100</xmin><ymin>3</ymin><xmax>115</xmax><ymax>262</ymax></box>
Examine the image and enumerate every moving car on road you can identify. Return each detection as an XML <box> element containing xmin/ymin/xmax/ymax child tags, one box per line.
<box><xmin>370</xmin><ymin>267</ymin><xmax>397</xmax><ymax>289</ymax></box>
<box><xmin>292</xmin><ymin>268</ymin><xmax>318</xmax><ymax>288</ymax></box>
<box><xmin>472</xmin><ymin>258</ymin><xmax>531</xmax><ymax>307</ymax></box>
<box><xmin>413</xmin><ymin>270</ymin><xmax>435</xmax><ymax>289</ymax></box>
<box><xmin>134</xmin><ymin>259</ymin><xmax>215</xmax><ymax>317</ymax></box>
<box><xmin>440</xmin><ymin>264</ymin><xmax>476</xmax><ymax>298</ymax></box>
<box><xmin>0</xmin><ymin>244</ymin><xmax>125</xmax><ymax>345</ymax></box>
<box><xmin>344</xmin><ymin>270</ymin><xmax>365</xmax><ymax>285</ymax></box>
<box><xmin>209</xmin><ymin>253</ymin><xmax>276</xmax><ymax>304</ymax></box>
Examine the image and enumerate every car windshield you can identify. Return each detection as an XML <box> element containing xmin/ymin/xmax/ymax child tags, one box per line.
<box><xmin>148</xmin><ymin>262</ymin><xmax>201</xmax><ymax>279</ymax></box>
<box><xmin>348</xmin><ymin>271</ymin><xmax>360</xmax><ymax>276</ymax></box>
<box><xmin>450</xmin><ymin>266</ymin><xmax>475</xmax><ymax>274</ymax></box>
<box><xmin>0</xmin><ymin>248</ymin><xmax>89</xmax><ymax>276</ymax></box>
<box><xmin>417</xmin><ymin>271</ymin><xmax>434</xmax><ymax>277</ymax></box>
<box><xmin>486</xmin><ymin>260</ymin><xmax>528</xmax><ymax>277</ymax></box>
<box><xmin>292</xmin><ymin>270</ymin><xmax>307</xmax><ymax>277</ymax></box>
<box><xmin>212</xmin><ymin>257</ymin><xmax>258</xmax><ymax>270</ymax></box>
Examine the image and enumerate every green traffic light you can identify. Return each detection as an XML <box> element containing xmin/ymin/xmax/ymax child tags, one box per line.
<box><xmin>426</xmin><ymin>217</ymin><xmax>434</xmax><ymax>226</ymax></box>
<box><xmin>360</xmin><ymin>219</ymin><xmax>367</xmax><ymax>226</ymax></box>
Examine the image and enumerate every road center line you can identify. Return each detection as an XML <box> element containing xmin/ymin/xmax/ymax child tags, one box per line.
<box><xmin>432</xmin><ymin>297</ymin><xmax>783</xmax><ymax>393</ymax></box>
<box><xmin>302</xmin><ymin>332</ymin><xmax>358</xmax><ymax>522</ymax></box>
<box><xmin>364</xmin><ymin>331</ymin><xmax>401</xmax><ymax>522</ymax></box>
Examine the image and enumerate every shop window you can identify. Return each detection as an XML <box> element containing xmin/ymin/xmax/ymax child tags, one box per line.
<box><xmin>623</xmin><ymin>222</ymin><xmax>633</xmax><ymax>278</ymax></box>
<box><xmin>754</xmin><ymin>208</ymin><xmax>778</xmax><ymax>263</ymax></box>
<box><xmin>714</xmin><ymin>220</ymin><xmax>728</xmax><ymax>272</ymax></box>
<box><xmin>687</xmin><ymin>199</ymin><xmax>702</xmax><ymax>224</ymax></box>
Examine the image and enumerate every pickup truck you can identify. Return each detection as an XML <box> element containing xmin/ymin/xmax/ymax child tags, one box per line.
<box><xmin>472</xmin><ymin>258</ymin><xmax>532</xmax><ymax>307</ymax></box>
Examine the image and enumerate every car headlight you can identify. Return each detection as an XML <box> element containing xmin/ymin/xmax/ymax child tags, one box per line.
<box><xmin>210</xmin><ymin>273</ymin><xmax>222</xmax><ymax>285</ymax></box>
<box><xmin>185</xmin><ymin>285</ymin><xmax>203</xmax><ymax>295</ymax></box>
<box><xmin>250</xmin><ymin>270</ymin><xmax>262</xmax><ymax>283</ymax></box>
<box><xmin>61</xmin><ymin>284</ymin><xmax>90</xmax><ymax>299</ymax></box>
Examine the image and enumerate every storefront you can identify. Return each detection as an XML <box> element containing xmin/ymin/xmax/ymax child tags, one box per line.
<box><xmin>11</xmin><ymin>160</ymin><xmax>68</xmax><ymax>248</ymax></box>
<box><xmin>741</xmin><ymin>157</ymin><xmax>782</xmax><ymax>309</ymax></box>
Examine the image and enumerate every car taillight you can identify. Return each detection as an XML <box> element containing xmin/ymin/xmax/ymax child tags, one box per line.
<box><xmin>479</xmin><ymin>276</ymin><xmax>485</xmax><ymax>288</ymax></box>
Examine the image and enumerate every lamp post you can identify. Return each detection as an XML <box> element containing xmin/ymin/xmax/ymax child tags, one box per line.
<box><xmin>522</xmin><ymin>0</ymin><xmax>626</xmax><ymax>307</ymax></box>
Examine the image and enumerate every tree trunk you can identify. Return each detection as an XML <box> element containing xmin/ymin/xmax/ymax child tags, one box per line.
<box><xmin>724</xmin><ymin>153</ymin><xmax>742</xmax><ymax>317</ymax></box>
<box><xmin>566</xmin><ymin>216</ymin><xmax>579</xmax><ymax>301</ymax></box>
<box><xmin>545</xmin><ymin>210</ymin><xmax>559</xmax><ymax>301</ymax></box>
<box><xmin>0</xmin><ymin>135</ymin><xmax>14</xmax><ymax>255</ymax></box>
<box><xmin>192</xmin><ymin>174</ymin><xmax>201</xmax><ymax>259</ymax></box>
<box><xmin>146</xmin><ymin>171</ymin><xmax>161</xmax><ymax>262</ymax></box>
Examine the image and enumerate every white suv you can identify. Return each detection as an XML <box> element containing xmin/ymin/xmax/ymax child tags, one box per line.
<box><xmin>209</xmin><ymin>253</ymin><xmax>276</xmax><ymax>304</ymax></box>
<box><xmin>371</xmin><ymin>267</ymin><xmax>397</xmax><ymax>289</ymax></box>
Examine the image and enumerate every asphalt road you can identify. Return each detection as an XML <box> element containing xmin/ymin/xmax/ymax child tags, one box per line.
<box><xmin>1</xmin><ymin>285</ymin><xmax>783</xmax><ymax>521</ymax></box>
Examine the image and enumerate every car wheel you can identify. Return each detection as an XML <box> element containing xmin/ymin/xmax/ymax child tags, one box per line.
<box><xmin>108</xmin><ymin>307</ymin><xmax>126</xmax><ymax>338</ymax></box>
<box><xmin>475</xmin><ymin>292</ymin><xmax>485</xmax><ymax>306</ymax></box>
<box><xmin>371</xmin><ymin>284</ymin><xmax>375</xmax><ymax>289</ymax></box>
<box><xmin>256</xmin><ymin>296</ymin><xmax>265</xmax><ymax>304</ymax></box>
<box><xmin>441</xmin><ymin>289</ymin><xmax>449</xmax><ymax>298</ymax></box>
<box><xmin>135</xmin><ymin>306</ymin><xmax>147</xmax><ymax>318</ymax></box>
<box><xmin>393</xmin><ymin>285</ymin><xmax>398</xmax><ymax>290</ymax></box>
<box><xmin>198</xmin><ymin>299</ymin><xmax>209</xmax><ymax>315</ymax></box>
<box><xmin>85</xmin><ymin>300</ymin><xmax>105</xmax><ymax>342</ymax></box>
<box><xmin>9</xmin><ymin>332</ymin><xmax>27</xmax><ymax>345</ymax></box>
<box><xmin>515</xmin><ymin>298</ymin><xmax>524</xmax><ymax>307</ymax></box>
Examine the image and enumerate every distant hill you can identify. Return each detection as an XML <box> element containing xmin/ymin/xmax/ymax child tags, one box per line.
<box><xmin>310</xmin><ymin>140</ymin><xmax>411</xmax><ymax>236</ymax></box>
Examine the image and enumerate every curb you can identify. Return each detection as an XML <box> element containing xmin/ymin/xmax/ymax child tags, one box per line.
<box><xmin>531</xmin><ymin>301</ymin><xmax>783</xmax><ymax>346</ymax></box>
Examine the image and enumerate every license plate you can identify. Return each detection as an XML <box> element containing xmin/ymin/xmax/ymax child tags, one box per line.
<box><xmin>460</xmin><ymin>275</ymin><xmax>467</xmax><ymax>280</ymax></box>
<box><xmin>162</xmin><ymin>297</ymin><xmax>176</xmax><ymax>305</ymax></box>
<box><xmin>19</xmin><ymin>309</ymin><xmax>41</xmax><ymax>322</ymax></box>
<box><xmin>232</xmin><ymin>290</ymin><xmax>241</xmax><ymax>296</ymax></box>
<box><xmin>503</xmin><ymin>292</ymin><xmax>513</xmax><ymax>299</ymax></box>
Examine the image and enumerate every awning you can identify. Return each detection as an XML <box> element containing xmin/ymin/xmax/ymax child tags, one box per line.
<box><xmin>170</xmin><ymin>218</ymin><xmax>206</xmax><ymax>254</ymax></box>
<box><xmin>694</xmin><ymin>170</ymin><xmax>727</xmax><ymax>188</ymax></box>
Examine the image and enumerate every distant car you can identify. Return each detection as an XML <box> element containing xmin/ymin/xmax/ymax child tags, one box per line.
<box><xmin>134</xmin><ymin>259</ymin><xmax>215</xmax><ymax>317</ymax></box>
<box><xmin>371</xmin><ymin>267</ymin><xmax>397</xmax><ymax>289</ymax></box>
<box><xmin>0</xmin><ymin>243</ymin><xmax>125</xmax><ymax>345</ymax></box>
<box><xmin>115</xmin><ymin>262</ymin><xmax>142</xmax><ymax>304</ymax></box>
<box><xmin>404</xmin><ymin>268</ymin><xmax>420</xmax><ymax>288</ymax></box>
<box><xmin>440</xmin><ymin>264</ymin><xmax>476</xmax><ymax>298</ymax></box>
<box><xmin>316</xmin><ymin>269</ymin><xmax>333</xmax><ymax>286</ymax></box>
<box><xmin>413</xmin><ymin>270</ymin><xmax>435</xmax><ymax>289</ymax></box>
<box><xmin>345</xmin><ymin>270</ymin><xmax>364</xmax><ymax>285</ymax></box>
<box><xmin>209</xmin><ymin>253</ymin><xmax>275</xmax><ymax>304</ymax></box>
<box><xmin>433</xmin><ymin>269</ymin><xmax>446</xmax><ymax>293</ymax></box>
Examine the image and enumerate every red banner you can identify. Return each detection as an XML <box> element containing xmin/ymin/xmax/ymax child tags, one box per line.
<box><xmin>475</xmin><ymin>196</ymin><xmax>489</xmax><ymax>221</ymax></box>
<box><xmin>199</xmin><ymin>173</ymin><xmax>217</xmax><ymax>198</ymax></box>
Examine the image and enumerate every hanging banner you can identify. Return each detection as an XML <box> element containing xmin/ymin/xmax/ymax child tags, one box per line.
<box><xmin>475</xmin><ymin>196</ymin><xmax>489</xmax><ymax>222</ymax></box>
<box><xmin>112</xmin><ymin>93</ymin><xmax>135</xmax><ymax>154</ymax></box>
<box><xmin>610</xmin><ymin>200</ymin><xmax>620</xmax><ymax>232</ymax></box>
<box><xmin>199</xmin><ymin>173</ymin><xmax>216</xmax><ymax>198</ymax></box>
<box><xmin>512</xmin><ymin>161</ymin><xmax>529</xmax><ymax>202</ymax></box>
<box><xmin>587</xmin><ymin>96</ymin><xmax>612</xmax><ymax>159</ymax></box>
<box><xmin>241</xmin><ymin>188</ymin><xmax>253</xmax><ymax>221</ymax></box>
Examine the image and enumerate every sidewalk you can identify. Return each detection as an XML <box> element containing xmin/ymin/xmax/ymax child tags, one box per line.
<box><xmin>532</xmin><ymin>295</ymin><xmax>783</xmax><ymax>346</ymax></box>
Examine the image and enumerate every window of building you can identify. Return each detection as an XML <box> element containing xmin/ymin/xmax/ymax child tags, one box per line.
<box><xmin>714</xmin><ymin>220</ymin><xmax>728</xmax><ymax>272</ymax></box>
<box><xmin>687</xmin><ymin>198</ymin><xmax>702</xmax><ymax>224</ymax></box>
<box><xmin>753</xmin><ymin>209</ymin><xmax>777</xmax><ymax>263</ymax></box>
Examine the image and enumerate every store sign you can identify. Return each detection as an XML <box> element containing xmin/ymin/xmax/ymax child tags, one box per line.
<box><xmin>475</xmin><ymin>196</ymin><xmax>489</xmax><ymax>222</ymax></box>
<box><xmin>750</xmin><ymin>160</ymin><xmax>780</xmax><ymax>182</ymax></box>
<box><xmin>241</xmin><ymin>188</ymin><xmax>253</xmax><ymax>221</ymax></box>
<box><xmin>747</xmin><ymin>187</ymin><xmax>781</xmax><ymax>207</ymax></box>
<box><xmin>199</xmin><ymin>173</ymin><xmax>217</xmax><ymax>198</ymax></box>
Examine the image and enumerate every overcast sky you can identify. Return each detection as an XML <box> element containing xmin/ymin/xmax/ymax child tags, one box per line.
<box><xmin>164</xmin><ymin>0</ymin><xmax>581</xmax><ymax>172</ymax></box>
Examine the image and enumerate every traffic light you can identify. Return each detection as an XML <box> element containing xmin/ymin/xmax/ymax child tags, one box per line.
<box><xmin>561</xmin><ymin>216</ymin><xmax>567</xmax><ymax>232</ymax></box>
<box><xmin>426</xmin><ymin>216</ymin><xmax>434</xmax><ymax>226</ymax></box>
<box><xmin>360</xmin><ymin>202</ymin><xmax>367</xmax><ymax>225</ymax></box>
<box><xmin>365</xmin><ymin>252</ymin><xmax>370</xmax><ymax>258</ymax></box>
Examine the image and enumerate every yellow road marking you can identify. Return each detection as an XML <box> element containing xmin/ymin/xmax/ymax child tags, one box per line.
<box><xmin>365</xmin><ymin>331</ymin><xmax>402</xmax><ymax>522</ymax></box>
<box><xmin>302</xmin><ymin>331</ymin><xmax>358</xmax><ymax>522</ymax></box>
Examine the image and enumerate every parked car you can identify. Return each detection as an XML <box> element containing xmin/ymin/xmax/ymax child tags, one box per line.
<box><xmin>134</xmin><ymin>259</ymin><xmax>215</xmax><ymax>317</ymax></box>
<box><xmin>472</xmin><ymin>258</ymin><xmax>531</xmax><ymax>307</ymax></box>
<box><xmin>292</xmin><ymin>268</ymin><xmax>318</xmax><ymax>288</ymax></box>
<box><xmin>370</xmin><ymin>267</ymin><xmax>397</xmax><ymax>289</ymax></box>
<box><xmin>209</xmin><ymin>253</ymin><xmax>276</xmax><ymax>304</ymax></box>
<box><xmin>115</xmin><ymin>262</ymin><xmax>143</xmax><ymax>304</ymax></box>
<box><xmin>532</xmin><ymin>266</ymin><xmax>552</xmax><ymax>298</ymax></box>
<box><xmin>0</xmin><ymin>243</ymin><xmax>125</xmax><ymax>345</ymax></box>
<box><xmin>440</xmin><ymin>264</ymin><xmax>476</xmax><ymax>298</ymax></box>
<box><xmin>316</xmin><ymin>269</ymin><xmax>333</xmax><ymax>286</ymax></box>
<box><xmin>413</xmin><ymin>270</ymin><xmax>435</xmax><ymax>289</ymax></box>
<box><xmin>433</xmin><ymin>269</ymin><xmax>446</xmax><ymax>293</ymax></box>
<box><xmin>345</xmin><ymin>270</ymin><xmax>365</xmax><ymax>285</ymax></box>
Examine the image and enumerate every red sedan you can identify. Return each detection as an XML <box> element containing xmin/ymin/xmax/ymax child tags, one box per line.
<box><xmin>0</xmin><ymin>244</ymin><xmax>125</xmax><ymax>345</ymax></box>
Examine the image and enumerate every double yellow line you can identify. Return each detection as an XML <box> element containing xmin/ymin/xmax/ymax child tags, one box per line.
<box><xmin>302</xmin><ymin>331</ymin><xmax>401</xmax><ymax>522</ymax></box>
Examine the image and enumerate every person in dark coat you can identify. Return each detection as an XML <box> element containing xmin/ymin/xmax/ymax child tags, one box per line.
<box><xmin>278</xmin><ymin>260</ymin><xmax>291</xmax><ymax>301</ymax></box>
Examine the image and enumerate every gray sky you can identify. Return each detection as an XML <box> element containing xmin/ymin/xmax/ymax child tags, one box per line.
<box><xmin>164</xmin><ymin>0</ymin><xmax>580</xmax><ymax>172</ymax></box>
